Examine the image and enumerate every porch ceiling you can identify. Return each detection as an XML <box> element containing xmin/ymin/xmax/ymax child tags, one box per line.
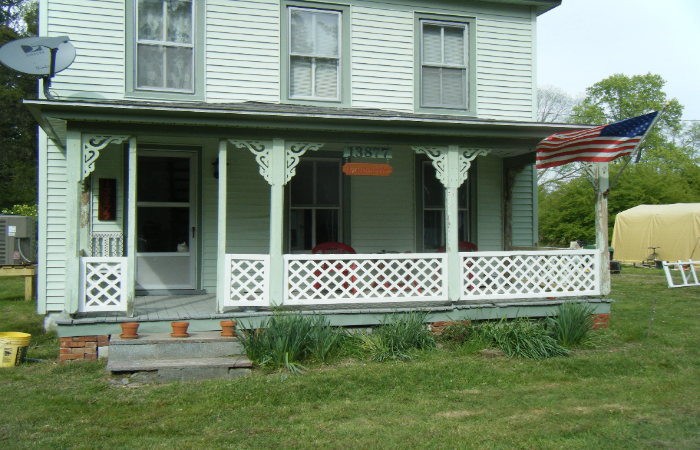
<box><xmin>25</xmin><ymin>99</ymin><xmax>591</xmax><ymax>158</ymax></box>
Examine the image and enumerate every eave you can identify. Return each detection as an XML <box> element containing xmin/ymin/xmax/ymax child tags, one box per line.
<box><xmin>24</xmin><ymin>99</ymin><xmax>590</xmax><ymax>159</ymax></box>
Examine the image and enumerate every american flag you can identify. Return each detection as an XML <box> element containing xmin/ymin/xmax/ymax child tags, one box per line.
<box><xmin>536</xmin><ymin>111</ymin><xmax>659</xmax><ymax>169</ymax></box>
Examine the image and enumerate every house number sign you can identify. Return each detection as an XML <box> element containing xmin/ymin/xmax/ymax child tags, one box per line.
<box><xmin>343</xmin><ymin>146</ymin><xmax>392</xmax><ymax>159</ymax></box>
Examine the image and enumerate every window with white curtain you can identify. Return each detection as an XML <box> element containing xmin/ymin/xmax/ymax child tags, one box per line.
<box><xmin>135</xmin><ymin>0</ymin><xmax>194</xmax><ymax>92</ymax></box>
<box><xmin>420</xmin><ymin>20</ymin><xmax>468</xmax><ymax>109</ymax></box>
<box><xmin>288</xmin><ymin>7</ymin><xmax>341</xmax><ymax>101</ymax></box>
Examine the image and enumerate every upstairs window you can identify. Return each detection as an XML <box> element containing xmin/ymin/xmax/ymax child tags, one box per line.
<box><xmin>288</xmin><ymin>7</ymin><xmax>341</xmax><ymax>101</ymax></box>
<box><xmin>135</xmin><ymin>0</ymin><xmax>194</xmax><ymax>92</ymax></box>
<box><xmin>420</xmin><ymin>20</ymin><xmax>468</xmax><ymax>110</ymax></box>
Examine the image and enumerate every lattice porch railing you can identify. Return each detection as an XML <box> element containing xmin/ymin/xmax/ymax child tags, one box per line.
<box><xmin>79</xmin><ymin>257</ymin><xmax>128</xmax><ymax>312</ymax></box>
<box><xmin>284</xmin><ymin>254</ymin><xmax>447</xmax><ymax>305</ymax></box>
<box><xmin>224</xmin><ymin>254</ymin><xmax>270</xmax><ymax>307</ymax></box>
<box><xmin>460</xmin><ymin>250</ymin><xmax>600</xmax><ymax>299</ymax></box>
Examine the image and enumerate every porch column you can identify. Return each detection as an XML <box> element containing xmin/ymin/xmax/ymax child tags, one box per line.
<box><xmin>588</xmin><ymin>162</ymin><xmax>611</xmax><ymax>295</ymax></box>
<box><xmin>64</xmin><ymin>130</ymin><xmax>82</xmax><ymax>314</ymax></box>
<box><xmin>126</xmin><ymin>137</ymin><xmax>138</xmax><ymax>316</ymax></box>
<box><xmin>216</xmin><ymin>139</ymin><xmax>228</xmax><ymax>313</ymax></box>
<box><xmin>269</xmin><ymin>139</ymin><xmax>286</xmax><ymax>306</ymax></box>
<box><xmin>444</xmin><ymin>146</ymin><xmax>461</xmax><ymax>302</ymax></box>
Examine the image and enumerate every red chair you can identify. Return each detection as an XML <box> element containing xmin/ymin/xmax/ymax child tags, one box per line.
<box><xmin>311</xmin><ymin>242</ymin><xmax>356</xmax><ymax>292</ymax></box>
<box><xmin>436</xmin><ymin>241</ymin><xmax>478</xmax><ymax>253</ymax></box>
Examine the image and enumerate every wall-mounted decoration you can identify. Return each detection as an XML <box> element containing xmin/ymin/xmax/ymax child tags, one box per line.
<box><xmin>342</xmin><ymin>163</ymin><xmax>393</xmax><ymax>176</ymax></box>
<box><xmin>98</xmin><ymin>178</ymin><xmax>117</xmax><ymax>221</ymax></box>
<box><xmin>343</xmin><ymin>146</ymin><xmax>392</xmax><ymax>159</ymax></box>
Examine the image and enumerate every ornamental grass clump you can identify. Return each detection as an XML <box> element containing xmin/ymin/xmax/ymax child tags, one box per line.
<box><xmin>547</xmin><ymin>300</ymin><xmax>596</xmax><ymax>347</ymax></box>
<box><xmin>352</xmin><ymin>310</ymin><xmax>435</xmax><ymax>362</ymax></box>
<box><xmin>236</xmin><ymin>311</ymin><xmax>345</xmax><ymax>374</ymax></box>
<box><xmin>474</xmin><ymin>317</ymin><xmax>569</xmax><ymax>360</ymax></box>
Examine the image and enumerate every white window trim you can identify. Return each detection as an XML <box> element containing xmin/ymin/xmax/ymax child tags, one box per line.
<box><xmin>287</xmin><ymin>6</ymin><xmax>342</xmax><ymax>102</ymax></box>
<box><xmin>134</xmin><ymin>0</ymin><xmax>196</xmax><ymax>94</ymax></box>
<box><xmin>420</xmin><ymin>19</ymin><xmax>469</xmax><ymax>110</ymax></box>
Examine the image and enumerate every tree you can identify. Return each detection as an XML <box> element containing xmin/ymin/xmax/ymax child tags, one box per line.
<box><xmin>538</xmin><ymin>73</ymin><xmax>700</xmax><ymax>246</ymax></box>
<box><xmin>0</xmin><ymin>0</ymin><xmax>38</xmax><ymax>210</ymax></box>
<box><xmin>537</xmin><ymin>85</ymin><xmax>576</xmax><ymax>123</ymax></box>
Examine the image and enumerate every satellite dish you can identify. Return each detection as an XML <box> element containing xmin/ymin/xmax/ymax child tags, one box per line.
<box><xmin>0</xmin><ymin>36</ymin><xmax>75</xmax><ymax>76</ymax></box>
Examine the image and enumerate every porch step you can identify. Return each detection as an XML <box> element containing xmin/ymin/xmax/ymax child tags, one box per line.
<box><xmin>107</xmin><ymin>357</ymin><xmax>252</xmax><ymax>382</ymax></box>
<box><xmin>108</xmin><ymin>331</ymin><xmax>244</xmax><ymax>361</ymax></box>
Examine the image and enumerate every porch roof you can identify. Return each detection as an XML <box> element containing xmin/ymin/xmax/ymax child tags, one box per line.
<box><xmin>25</xmin><ymin>99</ymin><xmax>591</xmax><ymax>159</ymax></box>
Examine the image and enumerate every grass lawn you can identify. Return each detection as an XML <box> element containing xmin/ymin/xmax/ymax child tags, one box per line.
<box><xmin>1</xmin><ymin>267</ymin><xmax>699</xmax><ymax>449</ymax></box>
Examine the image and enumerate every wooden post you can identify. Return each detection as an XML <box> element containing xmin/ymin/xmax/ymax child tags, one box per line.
<box><xmin>269</xmin><ymin>138</ymin><xmax>286</xmax><ymax>306</ymax></box>
<box><xmin>593</xmin><ymin>162</ymin><xmax>611</xmax><ymax>296</ymax></box>
<box><xmin>445</xmin><ymin>146</ymin><xmax>461</xmax><ymax>302</ymax></box>
<box><xmin>126</xmin><ymin>137</ymin><xmax>138</xmax><ymax>316</ymax></box>
<box><xmin>216</xmin><ymin>139</ymin><xmax>228</xmax><ymax>313</ymax></box>
<box><xmin>64</xmin><ymin>130</ymin><xmax>82</xmax><ymax>314</ymax></box>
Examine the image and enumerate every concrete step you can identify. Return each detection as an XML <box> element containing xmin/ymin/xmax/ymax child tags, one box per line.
<box><xmin>107</xmin><ymin>357</ymin><xmax>253</xmax><ymax>382</ymax></box>
<box><xmin>108</xmin><ymin>331</ymin><xmax>244</xmax><ymax>361</ymax></box>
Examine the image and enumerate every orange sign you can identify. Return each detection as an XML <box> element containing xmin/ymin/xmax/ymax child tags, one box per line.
<box><xmin>342</xmin><ymin>163</ymin><xmax>393</xmax><ymax>177</ymax></box>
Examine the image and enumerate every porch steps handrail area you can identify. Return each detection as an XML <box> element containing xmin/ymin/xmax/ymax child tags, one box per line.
<box><xmin>79</xmin><ymin>257</ymin><xmax>128</xmax><ymax>312</ymax></box>
<box><xmin>224</xmin><ymin>254</ymin><xmax>271</xmax><ymax>307</ymax></box>
<box><xmin>284</xmin><ymin>253</ymin><xmax>448</xmax><ymax>305</ymax></box>
<box><xmin>461</xmin><ymin>250</ymin><xmax>601</xmax><ymax>299</ymax></box>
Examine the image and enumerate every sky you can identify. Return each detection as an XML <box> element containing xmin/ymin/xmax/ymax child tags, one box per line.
<box><xmin>537</xmin><ymin>0</ymin><xmax>700</xmax><ymax>122</ymax></box>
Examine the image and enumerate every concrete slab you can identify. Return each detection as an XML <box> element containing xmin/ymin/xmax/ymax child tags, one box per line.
<box><xmin>108</xmin><ymin>333</ymin><xmax>244</xmax><ymax>361</ymax></box>
<box><xmin>107</xmin><ymin>356</ymin><xmax>252</xmax><ymax>372</ymax></box>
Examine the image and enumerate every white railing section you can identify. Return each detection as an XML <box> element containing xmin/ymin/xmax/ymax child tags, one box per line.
<box><xmin>224</xmin><ymin>254</ymin><xmax>271</xmax><ymax>307</ymax></box>
<box><xmin>284</xmin><ymin>253</ymin><xmax>448</xmax><ymax>305</ymax></box>
<box><xmin>461</xmin><ymin>250</ymin><xmax>600</xmax><ymax>300</ymax></box>
<box><xmin>663</xmin><ymin>260</ymin><xmax>700</xmax><ymax>288</ymax></box>
<box><xmin>79</xmin><ymin>257</ymin><xmax>128</xmax><ymax>312</ymax></box>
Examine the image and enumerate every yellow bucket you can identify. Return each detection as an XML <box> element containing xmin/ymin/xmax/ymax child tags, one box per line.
<box><xmin>0</xmin><ymin>332</ymin><xmax>31</xmax><ymax>368</ymax></box>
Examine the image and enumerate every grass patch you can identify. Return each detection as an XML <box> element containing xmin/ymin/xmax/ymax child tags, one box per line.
<box><xmin>1</xmin><ymin>267</ymin><xmax>699</xmax><ymax>449</ymax></box>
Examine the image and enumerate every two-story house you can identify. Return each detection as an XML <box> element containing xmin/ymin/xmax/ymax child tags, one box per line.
<box><xmin>26</xmin><ymin>0</ymin><xmax>610</xmax><ymax>343</ymax></box>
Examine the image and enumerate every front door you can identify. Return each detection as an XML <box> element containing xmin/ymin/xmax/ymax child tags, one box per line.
<box><xmin>135</xmin><ymin>150</ymin><xmax>197</xmax><ymax>290</ymax></box>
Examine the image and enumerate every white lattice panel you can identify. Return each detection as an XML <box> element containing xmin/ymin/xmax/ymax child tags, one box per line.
<box><xmin>461</xmin><ymin>251</ymin><xmax>600</xmax><ymax>299</ymax></box>
<box><xmin>79</xmin><ymin>257</ymin><xmax>128</xmax><ymax>312</ymax></box>
<box><xmin>284</xmin><ymin>254</ymin><xmax>448</xmax><ymax>305</ymax></box>
<box><xmin>224</xmin><ymin>255</ymin><xmax>270</xmax><ymax>307</ymax></box>
<box><xmin>89</xmin><ymin>233</ymin><xmax>124</xmax><ymax>257</ymax></box>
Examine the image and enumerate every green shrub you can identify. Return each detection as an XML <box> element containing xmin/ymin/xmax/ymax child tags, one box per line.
<box><xmin>351</xmin><ymin>311</ymin><xmax>435</xmax><ymax>362</ymax></box>
<box><xmin>1</xmin><ymin>204</ymin><xmax>37</xmax><ymax>217</ymax></box>
<box><xmin>236</xmin><ymin>312</ymin><xmax>345</xmax><ymax>373</ymax></box>
<box><xmin>475</xmin><ymin>318</ymin><xmax>570</xmax><ymax>360</ymax></box>
<box><xmin>547</xmin><ymin>300</ymin><xmax>596</xmax><ymax>347</ymax></box>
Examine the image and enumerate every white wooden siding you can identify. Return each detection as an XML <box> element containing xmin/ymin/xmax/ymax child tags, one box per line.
<box><xmin>511</xmin><ymin>165</ymin><xmax>536</xmax><ymax>246</ymax></box>
<box><xmin>224</xmin><ymin>149</ymin><xmax>271</xmax><ymax>254</ymax></box>
<box><xmin>43</xmin><ymin>0</ymin><xmax>536</xmax><ymax>119</ymax></box>
<box><xmin>206</xmin><ymin>0</ymin><xmax>280</xmax><ymax>103</ymax></box>
<box><xmin>351</xmin><ymin>150</ymin><xmax>415</xmax><ymax>252</ymax></box>
<box><xmin>47</xmin><ymin>0</ymin><xmax>125</xmax><ymax>99</ymax></box>
<box><xmin>351</xmin><ymin>6</ymin><xmax>414</xmax><ymax>112</ymax></box>
<box><xmin>45</xmin><ymin>140</ymin><xmax>69</xmax><ymax>312</ymax></box>
<box><xmin>200</xmin><ymin>143</ymin><xmax>220</xmax><ymax>292</ymax></box>
<box><xmin>476</xmin><ymin>155</ymin><xmax>503</xmax><ymax>250</ymax></box>
<box><xmin>90</xmin><ymin>146</ymin><xmax>124</xmax><ymax>235</ymax></box>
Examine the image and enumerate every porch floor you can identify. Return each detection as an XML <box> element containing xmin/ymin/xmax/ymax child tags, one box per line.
<box><xmin>61</xmin><ymin>294</ymin><xmax>613</xmax><ymax>326</ymax></box>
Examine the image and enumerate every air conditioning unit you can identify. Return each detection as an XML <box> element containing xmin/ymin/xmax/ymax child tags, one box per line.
<box><xmin>0</xmin><ymin>214</ymin><xmax>35</xmax><ymax>265</ymax></box>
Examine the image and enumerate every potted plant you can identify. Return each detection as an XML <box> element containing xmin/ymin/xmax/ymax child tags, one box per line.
<box><xmin>120</xmin><ymin>322</ymin><xmax>139</xmax><ymax>339</ymax></box>
<box><xmin>220</xmin><ymin>320</ymin><xmax>237</xmax><ymax>337</ymax></box>
<box><xmin>170</xmin><ymin>321</ymin><xmax>189</xmax><ymax>338</ymax></box>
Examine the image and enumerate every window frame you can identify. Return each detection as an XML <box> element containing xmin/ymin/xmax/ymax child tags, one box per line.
<box><xmin>414</xmin><ymin>13</ymin><xmax>477</xmax><ymax>116</ymax></box>
<box><xmin>126</xmin><ymin>0</ymin><xmax>205</xmax><ymax>101</ymax></box>
<box><xmin>288</xmin><ymin>157</ymin><xmax>344</xmax><ymax>254</ymax></box>
<box><xmin>281</xmin><ymin>1</ymin><xmax>351</xmax><ymax>107</ymax></box>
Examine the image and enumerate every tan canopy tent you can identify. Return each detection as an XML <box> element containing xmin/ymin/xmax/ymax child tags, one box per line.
<box><xmin>611</xmin><ymin>204</ymin><xmax>700</xmax><ymax>263</ymax></box>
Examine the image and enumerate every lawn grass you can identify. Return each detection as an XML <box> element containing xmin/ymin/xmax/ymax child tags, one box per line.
<box><xmin>1</xmin><ymin>267</ymin><xmax>699</xmax><ymax>449</ymax></box>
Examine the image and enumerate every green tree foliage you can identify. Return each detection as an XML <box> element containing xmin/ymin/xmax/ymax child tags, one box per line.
<box><xmin>0</xmin><ymin>1</ymin><xmax>38</xmax><ymax>210</ymax></box>
<box><xmin>539</xmin><ymin>74</ymin><xmax>700</xmax><ymax>246</ymax></box>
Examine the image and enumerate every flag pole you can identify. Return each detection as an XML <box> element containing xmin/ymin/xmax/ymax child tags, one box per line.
<box><xmin>604</xmin><ymin>102</ymin><xmax>670</xmax><ymax>195</ymax></box>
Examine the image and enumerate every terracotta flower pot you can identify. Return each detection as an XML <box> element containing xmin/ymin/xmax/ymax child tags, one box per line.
<box><xmin>171</xmin><ymin>321</ymin><xmax>189</xmax><ymax>338</ymax></box>
<box><xmin>220</xmin><ymin>320</ymin><xmax>237</xmax><ymax>337</ymax></box>
<box><xmin>120</xmin><ymin>322</ymin><xmax>139</xmax><ymax>339</ymax></box>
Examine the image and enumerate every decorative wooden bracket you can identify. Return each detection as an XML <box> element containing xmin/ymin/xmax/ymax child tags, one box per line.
<box><xmin>230</xmin><ymin>140</ymin><xmax>272</xmax><ymax>184</ymax></box>
<box><xmin>412</xmin><ymin>146</ymin><xmax>447</xmax><ymax>186</ymax></box>
<box><xmin>81</xmin><ymin>135</ymin><xmax>130</xmax><ymax>181</ymax></box>
<box><xmin>459</xmin><ymin>149</ymin><xmax>490</xmax><ymax>185</ymax></box>
<box><xmin>285</xmin><ymin>142</ymin><xmax>324</xmax><ymax>184</ymax></box>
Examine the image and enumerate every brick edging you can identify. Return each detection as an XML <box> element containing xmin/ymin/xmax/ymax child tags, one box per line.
<box><xmin>591</xmin><ymin>314</ymin><xmax>610</xmax><ymax>330</ymax></box>
<box><xmin>59</xmin><ymin>335</ymin><xmax>109</xmax><ymax>363</ymax></box>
